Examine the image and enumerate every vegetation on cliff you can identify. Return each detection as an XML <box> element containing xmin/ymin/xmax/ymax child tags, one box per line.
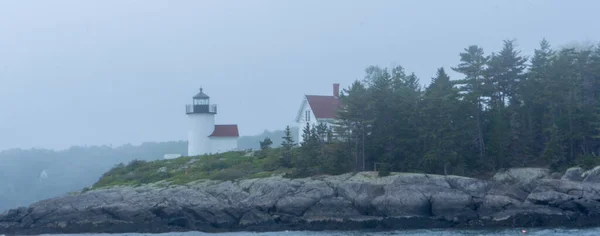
<box><xmin>0</xmin><ymin>130</ymin><xmax>296</xmax><ymax>211</ymax></box>
<box><xmin>91</xmin><ymin>149</ymin><xmax>295</xmax><ymax>189</ymax></box>
<box><xmin>292</xmin><ymin>39</ymin><xmax>600</xmax><ymax>178</ymax></box>
<box><xmin>332</xmin><ymin>39</ymin><xmax>600</xmax><ymax>177</ymax></box>
<box><xmin>92</xmin><ymin>38</ymin><xmax>600</xmax><ymax>188</ymax></box>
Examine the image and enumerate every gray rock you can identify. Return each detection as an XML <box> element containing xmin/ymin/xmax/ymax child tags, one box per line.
<box><xmin>550</xmin><ymin>172</ymin><xmax>562</xmax><ymax>179</ymax></box>
<box><xmin>371</xmin><ymin>184</ymin><xmax>431</xmax><ymax>217</ymax></box>
<box><xmin>562</xmin><ymin>167</ymin><xmax>584</xmax><ymax>181</ymax></box>
<box><xmin>5</xmin><ymin>171</ymin><xmax>600</xmax><ymax>234</ymax></box>
<box><xmin>478</xmin><ymin>195</ymin><xmax>523</xmax><ymax>217</ymax></box>
<box><xmin>583</xmin><ymin>166</ymin><xmax>600</xmax><ymax>183</ymax></box>
<box><xmin>526</xmin><ymin>189</ymin><xmax>575</xmax><ymax>206</ymax></box>
<box><xmin>492</xmin><ymin>168</ymin><xmax>550</xmax><ymax>192</ymax></box>
<box><xmin>239</xmin><ymin>209</ymin><xmax>273</xmax><ymax>226</ymax></box>
<box><xmin>486</xmin><ymin>181</ymin><xmax>529</xmax><ymax>201</ymax></box>
<box><xmin>303</xmin><ymin>197</ymin><xmax>361</xmax><ymax>219</ymax></box>
<box><xmin>430</xmin><ymin>189</ymin><xmax>476</xmax><ymax>218</ymax></box>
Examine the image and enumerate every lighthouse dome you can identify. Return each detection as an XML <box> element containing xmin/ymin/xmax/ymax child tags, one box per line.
<box><xmin>193</xmin><ymin>88</ymin><xmax>210</xmax><ymax>99</ymax></box>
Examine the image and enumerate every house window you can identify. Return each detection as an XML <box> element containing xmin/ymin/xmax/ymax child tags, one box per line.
<box><xmin>305</xmin><ymin>110</ymin><xmax>311</xmax><ymax>122</ymax></box>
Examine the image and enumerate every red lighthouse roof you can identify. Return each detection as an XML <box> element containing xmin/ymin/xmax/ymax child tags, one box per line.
<box><xmin>209</xmin><ymin>124</ymin><xmax>239</xmax><ymax>137</ymax></box>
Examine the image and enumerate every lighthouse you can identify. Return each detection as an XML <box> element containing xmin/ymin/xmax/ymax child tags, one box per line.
<box><xmin>186</xmin><ymin>88</ymin><xmax>239</xmax><ymax>156</ymax></box>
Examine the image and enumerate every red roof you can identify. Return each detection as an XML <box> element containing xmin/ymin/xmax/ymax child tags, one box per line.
<box><xmin>306</xmin><ymin>95</ymin><xmax>341</xmax><ymax>119</ymax></box>
<box><xmin>209</xmin><ymin>125</ymin><xmax>239</xmax><ymax>137</ymax></box>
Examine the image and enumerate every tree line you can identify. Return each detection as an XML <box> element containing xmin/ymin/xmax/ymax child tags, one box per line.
<box><xmin>262</xmin><ymin>39</ymin><xmax>600</xmax><ymax>177</ymax></box>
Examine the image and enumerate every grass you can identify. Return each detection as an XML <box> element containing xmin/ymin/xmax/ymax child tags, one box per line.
<box><xmin>91</xmin><ymin>149</ymin><xmax>292</xmax><ymax>189</ymax></box>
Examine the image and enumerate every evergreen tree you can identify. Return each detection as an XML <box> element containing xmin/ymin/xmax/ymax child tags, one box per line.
<box><xmin>545</xmin><ymin>48</ymin><xmax>579</xmax><ymax>165</ymax></box>
<box><xmin>257</xmin><ymin>137</ymin><xmax>273</xmax><ymax>159</ymax></box>
<box><xmin>486</xmin><ymin>40</ymin><xmax>528</xmax><ymax>106</ymax></box>
<box><xmin>591</xmin><ymin>97</ymin><xmax>600</xmax><ymax>156</ymax></box>
<box><xmin>336</xmin><ymin>80</ymin><xmax>371</xmax><ymax>171</ymax></box>
<box><xmin>280</xmin><ymin>126</ymin><xmax>296</xmax><ymax>168</ymax></box>
<box><xmin>277</xmin><ymin>38</ymin><xmax>600</xmax><ymax>178</ymax></box>
<box><xmin>259</xmin><ymin>137</ymin><xmax>273</xmax><ymax>150</ymax></box>
<box><xmin>420</xmin><ymin>68</ymin><xmax>462</xmax><ymax>174</ymax></box>
<box><xmin>295</xmin><ymin>123</ymin><xmax>323</xmax><ymax>176</ymax></box>
<box><xmin>452</xmin><ymin>45</ymin><xmax>489</xmax><ymax>169</ymax></box>
<box><xmin>578</xmin><ymin>44</ymin><xmax>600</xmax><ymax>157</ymax></box>
<box><xmin>588</xmin><ymin>45</ymin><xmax>600</xmax><ymax>156</ymax></box>
<box><xmin>326</xmin><ymin>126</ymin><xmax>334</xmax><ymax>142</ymax></box>
<box><xmin>523</xmin><ymin>39</ymin><xmax>554</xmax><ymax>161</ymax></box>
<box><xmin>485</xmin><ymin>40</ymin><xmax>528</xmax><ymax>169</ymax></box>
<box><xmin>388</xmin><ymin>68</ymin><xmax>422</xmax><ymax>171</ymax></box>
<box><xmin>316</xmin><ymin>122</ymin><xmax>329</xmax><ymax>143</ymax></box>
<box><xmin>363</xmin><ymin>66</ymin><xmax>396</xmax><ymax>171</ymax></box>
<box><xmin>320</xmin><ymin>142</ymin><xmax>352</xmax><ymax>174</ymax></box>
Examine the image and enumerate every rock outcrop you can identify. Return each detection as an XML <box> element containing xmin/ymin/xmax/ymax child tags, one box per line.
<box><xmin>3</xmin><ymin>169</ymin><xmax>600</xmax><ymax>235</ymax></box>
<box><xmin>562</xmin><ymin>167</ymin><xmax>584</xmax><ymax>182</ymax></box>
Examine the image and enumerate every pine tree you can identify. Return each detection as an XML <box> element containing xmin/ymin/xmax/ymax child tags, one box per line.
<box><xmin>301</xmin><ymin>122</ymin><xmax>311</xmax><ymax>146</ymax></box>
<box><xmin>316</xmin><ymin>122</ymin><xmax>329</xmax><ymax>143</ymax></box>
<box><xmin>575</xmin><ymin>44</ymin><xmax>600</xmax><ymax>158</ymax></box>
<box><xmin>295</xmin><ymin>123</ymin><xmax>323</xmax><ymax>176</ymax></box>
<box><xmin>588</xmin><ymin>45</ymin><xmax>600</xmax><ymax>156</ymax></box>
<box><xmin>389</xmin><ymin>68</ymin><xmax>422</xmax><ymax>171</ymax></box>
<box><xmin>326</xmin><ymin>126</ymin><xmax>334</xmax><ymax>142</ymax></box>
<box><xmin>420</xmin><ymin>67</ymin><xmax>461</xmax><ymax>174</ymax></box>
<box><xmin>364</xmin><ymin>66</ymin><xmax>398</xmax><ymax>171</ymax></box>
<box><xmin>523</xmin><ymin>39</ymin><xmax>554</xmax><ymax>161</ymax></box>
<box><xmin>538</xmin><ymin>48</ymin><xmax>579</xmax><ymax>166</ymax></box>
<box><xmin>295</xmin><ymin>122</ymin><xmax>312</xmax><ymax>175</ymax></box>
<box><xmin>286</xmin><ymin>38</ymin><xmax>600</xmax><ymax>178</ymax></box>
<box><xmin>259</xmin><ymin>137</ymin><xmax>273</xmax><ymax>150</ymax></box>
<box><xmin>336</xmin><ymin>80</ymin><xmax>371</xmax><ymax>171</ymax></box>
<box><xmin>485</xmin><ymin>40</ymin><xmax>528</xmax><ymax>168</ymax></box>
<box><xmin>592</xmin><ymin>97</ymin><xmax>600</xmax><ymax>155</ymax></box>
<box><xmin>486</xmin><ymin>40</ymin><xmax>528</xmax><ymax>106</ymax></box>
<box><xmin>452</xmin><ymin>45</ymin><xmax>489</xmax><ymax>169</ymax></box>
<box><xmin>557</xmin><ymin>48</ymin><xmax>580</xmax><ymax>164</ymax></box>
<box><xmin>280</xmin><ymin>126</ymin><xmax>295</xmax><ymax>167</ymax></box>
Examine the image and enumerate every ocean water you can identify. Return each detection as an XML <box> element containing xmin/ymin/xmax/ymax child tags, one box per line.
<box><xmin>39</xmin><ymin>228</ymin><xmax>600</xmax><ymax>236</ymax></box>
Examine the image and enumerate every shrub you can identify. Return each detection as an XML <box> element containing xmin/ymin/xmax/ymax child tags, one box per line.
<box><xmin>91</xmin><ymin>149</ymin><xmax>293</xmax><ymax>189</ymax></box>
<box><xmin>256</xmin><ymin>153</ymin><xmax>281</xmax><ymax>171</ymax></box>
<box><xmin>576</xmin><ymin>154</ymin><xmax>600</xmax><ymax>170</ymax></box>
<box><xmin>378</xmin><ymin>164</ymin><xmax>390</xmax><ymax>177</ymax></box>
<box><xmin>211</xmin><ymin>168</ymin><xmax>246</xmax><ymax>181</ymax></box>
<box><xmin>201</xmin><ymin>159</ymin><xmax>231</xmax><ymax>171</ymax></box>
<box><xmin>248</xmin><ymin>171</ymin><xmax>276</xmax><ymax>179</ymax></box>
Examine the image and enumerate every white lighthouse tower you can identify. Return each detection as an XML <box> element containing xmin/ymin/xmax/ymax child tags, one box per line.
<box><xmin>186</xmin><ymin>88</ymin><xmax>217</xmax><ymax>156</ymax></box>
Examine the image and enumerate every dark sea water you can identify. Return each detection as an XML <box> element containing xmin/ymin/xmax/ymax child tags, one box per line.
<box><xmin>39</xmin><ymin>228</ymin><xmax>600</xmax><ymax>236</ymax></box>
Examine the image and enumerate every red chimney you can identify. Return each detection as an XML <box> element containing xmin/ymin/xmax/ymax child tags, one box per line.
<box><xmin>333</xmin><ymin>83</ymin><xmax>340</xmax><ymax>97</ymax></box>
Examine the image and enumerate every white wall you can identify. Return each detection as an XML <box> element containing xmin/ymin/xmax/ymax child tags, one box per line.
<box><xmin>209</xmin><ymin>137</ymin><xmax>238</xmax><ymax>154</ymax></box>
<box><xmin>296</xmin><ymin>98</ymin><xmax>318</xmax><ymax>144</ymax></box>
<box><xmin>187</xmin><ymin>113</ymin><xmax>215</xmax><ymax>156</ymax></box>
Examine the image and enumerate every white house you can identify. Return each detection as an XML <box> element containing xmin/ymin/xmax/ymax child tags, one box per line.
<box><xmin>186</xmin><ymin>88</ymin><xmax>239</xmax><ymax>156</ymax></box>
<box><xmin>295</xmin><ymin>83</ymin><xmax>342</xmax><ymax>143</ymax></box>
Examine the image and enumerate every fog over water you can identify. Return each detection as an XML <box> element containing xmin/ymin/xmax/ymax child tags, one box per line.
<box><xmin>1</xmin><ymin>0</ymin><xmax>599</xmax><ymax>151</ymax></box>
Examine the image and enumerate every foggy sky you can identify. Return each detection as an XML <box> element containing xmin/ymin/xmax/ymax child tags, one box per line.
<box><xmin>1</xmin><ymin>0</ymin><xmax>599</xmax><ymax>151</ymax></box>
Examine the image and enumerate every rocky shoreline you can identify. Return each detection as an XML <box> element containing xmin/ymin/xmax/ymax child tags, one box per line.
<box><xmin>3</xmin><ymin>167</ymin><xmax>600</xmax><ymax>235</ymax></box>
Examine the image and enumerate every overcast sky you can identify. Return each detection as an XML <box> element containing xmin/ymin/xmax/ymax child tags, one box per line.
<box><xmin>1</xmin><ymin>0</ymin><xmax>599</xmax><ymax>151</ymax></box>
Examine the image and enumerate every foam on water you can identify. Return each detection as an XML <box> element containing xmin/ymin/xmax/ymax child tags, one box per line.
<box><xmin>39</xmin><ymin>228</ymin><xmax>600</xmax><ymax>236</ymax></box>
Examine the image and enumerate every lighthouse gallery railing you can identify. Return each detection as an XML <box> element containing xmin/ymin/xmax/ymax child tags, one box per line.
<box><xmin>186</xmin><ymin>104</ymin><xmax>217</xmax><ymax>114</ymax></box>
